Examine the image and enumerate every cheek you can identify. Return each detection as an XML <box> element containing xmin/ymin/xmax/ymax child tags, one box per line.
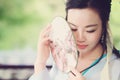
<box><xmin>72</xmin><ymin>32</ymin><xmax>78</xmax><ymax>39</ymax></box>
<box><xmin>88</xmin><ymin>32</ymin><xmax>102</xmax><ymax>43</ymax></box>
<box><xmin>92</xmin><ymin>35</ymin><xmax>100</xmax><ymax>42</ymax></box>
<box><xmin>72</xmin><ymin>30</ymin><xmax>102</xmax><ymax>43</ymax></box>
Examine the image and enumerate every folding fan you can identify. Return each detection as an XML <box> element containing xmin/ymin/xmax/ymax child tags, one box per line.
<box><xmin>49</xmin><ymin>16</ymin><xmax>78</xmax><ymax>73</ymax></box>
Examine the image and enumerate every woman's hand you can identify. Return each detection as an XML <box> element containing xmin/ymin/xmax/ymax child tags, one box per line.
<box><xmin>68</xmin><ymin>68</ymin><xmax>86</xmax><ymax>80</ymax></box>
<box><xmin>34</xmin><ymin>24</ymin><xmax>52</xmax><ymax>74</ymax></box>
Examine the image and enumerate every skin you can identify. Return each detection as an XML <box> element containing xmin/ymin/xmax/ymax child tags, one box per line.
<box><xmin>34</xmin><ymin>8</ymin><xmax>104</xmax><ymax>80</ymax></box>
<box><xmin>67</xmin><ymin>8</ymin><xmax>103</xmax><ymax>80</ymax></box>
<box><xmin>67</xmin><ymin>8</ymin><xmax>103</xmax><ymax>57</ymax></box>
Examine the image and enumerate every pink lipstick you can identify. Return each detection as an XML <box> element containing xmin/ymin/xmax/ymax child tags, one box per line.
<box><xmin>77</xmin><ymin>44</ymin><xmax>88</xmax><ymax>49</ymax></box>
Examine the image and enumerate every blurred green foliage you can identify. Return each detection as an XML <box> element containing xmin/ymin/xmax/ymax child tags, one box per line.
<box><xmin>0</xmin><ymin>0</ymin><xmax>120</xmax><ymax>50</ymax></box>
<box><xmin>0</xmin><ymin>0</ymin><xmax>65</xmax><ymax>49</ymax></box>
<box><xmin>110</xmin><ymin>1</ymin><xmax>120</xmax><ymax>49</ymax></box>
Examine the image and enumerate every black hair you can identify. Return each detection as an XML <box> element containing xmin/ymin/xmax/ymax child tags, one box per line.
<box><xmin>65</xmin><ymin>0</ymin><xmax>120</xmax><ymax>58</ymax></box>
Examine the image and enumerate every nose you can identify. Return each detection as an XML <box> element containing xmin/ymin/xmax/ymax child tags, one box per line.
<box><xmin>76</xmin><ymin>30</ymin><xmax>86</xmax><ymax>43</ymax></box>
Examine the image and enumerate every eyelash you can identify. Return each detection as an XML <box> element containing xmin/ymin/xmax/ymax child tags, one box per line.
<box><xmin>87</xmin><ymin>30</ymin><xmax>96</xmax><ymax>33</ymax></box>
<box><xmin>71</xmin><ymin>29</ymin><xmax>77</xmax><ymax>31</ymax></box>
<box><xmin>71</xmin><ymin>29</ymin><xmax>96</xmax><ymax>33</ymax></box>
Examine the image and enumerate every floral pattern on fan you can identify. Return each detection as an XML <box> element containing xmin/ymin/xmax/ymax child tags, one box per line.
<box><xmin>49</xmin><ymin>17</ymin><xmax>78</xmax><ymax>73</ymax></box>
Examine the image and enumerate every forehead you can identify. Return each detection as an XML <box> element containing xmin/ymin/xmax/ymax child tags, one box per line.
<box><xmin>67</xmin><ymin>8</ymin><xmax>102</xmax><ymax>27</ymax></box>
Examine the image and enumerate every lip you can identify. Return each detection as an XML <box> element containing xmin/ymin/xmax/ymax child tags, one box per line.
<box><xmin>77</xmin><ymin>44</ymin><xmax>88</xmax><ymax>49</ymax></box>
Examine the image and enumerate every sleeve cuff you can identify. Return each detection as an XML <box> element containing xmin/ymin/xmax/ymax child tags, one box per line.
<box><xmin>29</xmin><ymin>68</ymin><xmax>51</xmax><ymax>80</ymax></box>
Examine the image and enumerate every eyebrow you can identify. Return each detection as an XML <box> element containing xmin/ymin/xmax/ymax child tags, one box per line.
<box><xmin>67</xmin><ymin>21</ymin><xmax>98</xmax><ymax>28</ymax></box>
<box><xmin>67</xmin><ymin>22</ymin><xmax>78</xmax><ymax>27</ymax></box>
<box><xmin>86</xmin><ymin>24</ymin><xmax>98</xmax><ymax>28</ymax></box>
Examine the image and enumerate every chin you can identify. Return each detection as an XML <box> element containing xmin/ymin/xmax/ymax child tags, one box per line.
<box><xmin>77</xmin><ymin>49</ymin><xmax>88</xmax><ymax>54</ymax></box>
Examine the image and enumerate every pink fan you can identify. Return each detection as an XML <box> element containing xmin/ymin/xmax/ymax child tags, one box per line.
<box><xmin>49</xmin><ymin>16</ymin><xmax>78</xmax><ymax>73</ymax></box>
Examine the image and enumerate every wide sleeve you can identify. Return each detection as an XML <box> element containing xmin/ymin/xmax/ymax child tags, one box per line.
<box><xmin>28</xmin><ymin>68</ymin><xmax>52</xmax><ymax>80</ymax></box>
<box><xmin>110</xmin><ymin>58</ymin><xmax>120</xmax><ymax>80</ymax></box>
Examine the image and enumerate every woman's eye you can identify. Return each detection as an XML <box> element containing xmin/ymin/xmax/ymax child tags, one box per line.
<box><xmin>71</xmin><ymin>29</ymin><xmax>77</xmax><ymax>31</ymax></box>
<box><xmin>87</xmin><ymin>30</ymin><xmax>96</xmax><ymax>33</ymax></box>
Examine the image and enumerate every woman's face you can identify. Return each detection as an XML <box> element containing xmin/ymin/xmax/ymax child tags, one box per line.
<box><xmin>67</xmin><ymin>8</ymin><xmax>102</xmax><ymax>54</ymax></box>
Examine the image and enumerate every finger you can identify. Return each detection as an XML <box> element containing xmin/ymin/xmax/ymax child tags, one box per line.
<box><xmin>42</xmin><ymin>29</ymin><xmax>51</xmax><ymax>38</ymax></box>
<box><xmin>41</xmin><ymin>24</ymin><xmax>51</xmax><ymax>33</ymax></box>
<box><xmin>39</xmin><ymin>24</ymin><xmax>52</xmax><ymax>38</ymax></box>
<box><xmin>70</xmin><ymin>68</ymin><xmax>82</xmax><ymax>77</ymax></box>
<box><xmin>69</xmin><ymin>71</ymin><xmax>76</xmax><ymax>76</ymax></box>
<box><xmin>50</xmin><ymin>43</ymin><xmax>54</xmax><ymax>52</ymax></box>
<box><xmin>68</xmin><ymin>72</ymin><xmax>75</xmax><ymax>79</ymax></box>
<box><xmin>38</xmin><ymin>37</ymin><xmax>51</xmax><ymax>47</ymax></box>
<box><xmin>69</xmin><ymin>71</ymin><xmax>86</xmax><ymax>80</ymax></box>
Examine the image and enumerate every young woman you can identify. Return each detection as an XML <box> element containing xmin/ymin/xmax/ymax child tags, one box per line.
<box><xmin>29</xmin><ymin>0</ymin><xmax>120</xmax><ymax>80</ymax></box>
